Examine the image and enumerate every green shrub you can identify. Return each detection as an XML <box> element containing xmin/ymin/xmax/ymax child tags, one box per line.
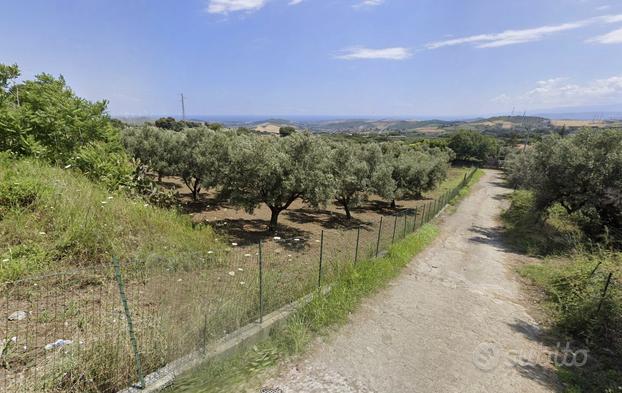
<box><xmin>502</xmin><ymin>190</ymin><xmax>582</xmax><ymax>255</ymax></box>
<box><xmin>69</xmin><ymin>142</ymin><xmax>135</xmax><ymax>190</ymax></box>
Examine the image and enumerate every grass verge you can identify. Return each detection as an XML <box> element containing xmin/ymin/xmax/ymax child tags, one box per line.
<box><xmin>503</xmin><ymin>189</ymin><xmax>622</xmax><ymax>392</ymax></box>
<box><xmin>449</xmin><ymin>168</ymin><xmax>484</xmax><ymax>206</ymax></box>
<box><xmin>168</xmin><ymin>224</ymin><xmax>439</xmax><ymax>393</ymax></box>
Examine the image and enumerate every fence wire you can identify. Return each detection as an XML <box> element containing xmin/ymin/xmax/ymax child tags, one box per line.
<box><xmin>1</xmin><ymin>169</ymin><xmax>478</xmax><ymax>392</ymax></box>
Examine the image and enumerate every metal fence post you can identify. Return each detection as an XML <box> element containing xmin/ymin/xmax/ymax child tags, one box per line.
<box><xmin>375</xmin><ymin>216</ymin><xmax>383</xmax><ymax>258</ymax></box>
<box><xmin>597</xmin><ymin>272</ymin><xmax>614</xmax><ymax>314</ymax></box>
<box><xmin>403</xmin><ymin>214</ymin><xmax>407</xmax><ymax>238</ymax></box>
<box><xmin>354</xmin><ymin>226</ymin><xmax>360</xmax><ymax>263</ymax></box>
<box><xmin>258</xmin><ymin>241</ymin><xmax>264</xmax><ymax>323</ymax></box>
<box><xmin>318</xmin><ymin>230</ymin><xmax>324</xmax><ymax>289</ymax></box>
<box><xmin>413</xmin><ymin>208</ymin><xmax>418</xmax><ymax>231</ymax></box>
<box><xmin>113</xmin><ymin>257</ymin><xmax>145</xmax><ymax>389</ymax></box>
<box><xmin>392</xmin><ymin>215</ymin><xmax>398</xmax><ymax>244</ymax></box>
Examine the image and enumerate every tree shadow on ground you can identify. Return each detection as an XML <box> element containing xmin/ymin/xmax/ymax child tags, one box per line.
<box><xmin>207</xmin><ymin>218</ymin><xmax>312</xmax><ymax>250</ymax></box>
<box><xmin>285</xmin><ymin>208</ymin><xmax>374</xmax><ymax>230</ymax></box>
<box><xmin>468</xmin><ymin>225</ymin><xmax>517</xmax><ymax>255</ymax></box>
<box><xmin>353</xmin><ymin>200</ymin><xmax>419</xmax><ymax>217</ymax></box>
<box><xmin>182</xmin><ymin>195</ymin><xmax>231</xmax><ymax>213</ymax></box>
<box><xmin>156</xmin><ymin>178</ymin><xmax>183</xmax><ymax>191</ymax></box>
<box><xmin>506</xmin><ymin>319</ymin><xmax>564</xmax><ymax>392</ymax></box>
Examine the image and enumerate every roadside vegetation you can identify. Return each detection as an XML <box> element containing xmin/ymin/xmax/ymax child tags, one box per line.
<box><xmin>503</xmin><ymin>129</ymin><xmax>622</xmax><ymax>392</ymax></box>
<box><xmin>169</xmin><ymin>168</ymin><xmax>484</xmax><ymax>393</ymax></box>
<box><xmin>0</xmin><ymin>62</ymin><xmax>476</xmax><ymax>392</ymax></box>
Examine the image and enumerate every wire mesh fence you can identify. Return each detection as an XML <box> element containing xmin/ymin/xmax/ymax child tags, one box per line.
<box><xmin>1</xmin><ymin>169</ymin><xmax>478</xmax><ymax>392</ymax></box>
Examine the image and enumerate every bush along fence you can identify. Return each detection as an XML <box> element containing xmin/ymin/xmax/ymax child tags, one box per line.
<box><xmin>1</xmin><ymin>169</ymin><xmax>479</xmax><ymax>393</ymax></box>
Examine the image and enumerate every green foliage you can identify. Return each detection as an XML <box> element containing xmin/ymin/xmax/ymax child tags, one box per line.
<box><xmin>153</xmin><ymin>117</ymin><xmax>216</xmax><ymax>132</ymax></box>
<box><xmin>124</xmin><ymin>126</ymin><xmax>452</xmax><ymax>228</ymax></box>
<box><xmin>502</xmin><ymin>190</ymin><xmax>584</xmax><ymax>255</ymax></box>
<box><xmin>517</xmin><ymin>253</ymin><xmax>622</xmax><ymax>393</ymax></box>
<box><xmin>279</xmin><ymin>126</ymin><xmax>297</xmax><ymax>137</ymax></box>
<box><xmin>222</xmin><ymin>132</ymin><xmax>334</xmax><ymax>231</ymax></box>
<box><xmin>122</xmin><ymin>125</ymin><xmax>233</xmax><ymax>200</ymax></box>
<box><xmin>155</xmin><ymin>116</ymin><xmax>181</xmax><ymax>131</ymax></box>
<box><xmin>0</xmin><ymin>68</ymin><xmax>119</xmax><ymax>161</ymax></box>
<box><xmin>381</xmin><ymin>142</ymin><xmax>451</xmax><ymax>206</ymax></box>
<box><xmin>0</xmin><ymin>63</ymin><xmax>142</xmax><ymax>197</ymax></box>
<box><xmin>503</xmin><ymin>188</ymin><xmax>622</xmax><ymax>392</ymax></box>
<box><xmin>329</xmin><ymin>142</ymin><xmax>392</xmax><ymax>218</ymax></box>
<box><xmin>69</xmin><ymin>142</ymin><xmax>135</xmax><ymax>190</ymax></box>
<box><xmin>0</xmin><ymin>157</ymin><xmax>218</xmax><ymax>281</ymax></box>
<box><xmin>0</xmin><ymin>63</ymin><xmax>20</xmax><ymax>93</ymax></box>
<box><xmin>504</xmin><ymin>129</ymin><xmax>622</xmax><ymax>245</ymax></box>
<box><xmin>447</xmin><ymin>129</ymin><xmax>499</xmax><ymax>164</ymax></box>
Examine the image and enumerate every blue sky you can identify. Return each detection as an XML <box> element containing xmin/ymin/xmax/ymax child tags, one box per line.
<box><xmin>2</xmin><ymin>0</ymin><xmax>622</xmax><ymax>118</ymax></box>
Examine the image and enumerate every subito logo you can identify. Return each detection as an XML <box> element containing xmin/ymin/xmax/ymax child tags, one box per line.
<box><xmin>472</xmin><ymin>342</ymin><xmax>502</xmax><ymax>372</ymax></box>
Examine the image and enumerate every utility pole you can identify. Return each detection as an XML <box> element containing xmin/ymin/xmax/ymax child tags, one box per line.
<box><xmin>521</xmin><ymin>110</ymin><xmax>530</xmax><ymax>153</ymax></box>
<box><xmin>180</xmin><ymin>93</ymin><xmax>186</xmax><ymax>121</ymax></box>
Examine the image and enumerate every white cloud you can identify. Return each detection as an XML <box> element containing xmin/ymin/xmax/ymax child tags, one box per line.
<box><xmin>288</xmin><ymin>0</ymin><xmax>303</xmax><ymax>4</ymax></box>
<box><xmin>495</xmin><ymin>75</ymin><xmax>622</xmax><ymax>107</ymax></box>
<box><xmin>354</xmin><ymin>0</ymin><xmax>384</xmax><ymax>8</ymax></box>
<box><xmin>335</xmin><ymin>47</ymin><xmax>411</xmax><ymax>60</ymax></box>
<box><xmin>426</xmin><ymin>14</ymin><xmax>622</xmax><ymax>49</ymax></box>
<box><xmin>588</xmin><ymin>27</ymin><xmax>622</xmax><ymax>43</ymax></box>
<box><xmin>206</xmin><ymin>0</ymin><xmax>268</xmax><ymax>14</ymax></box>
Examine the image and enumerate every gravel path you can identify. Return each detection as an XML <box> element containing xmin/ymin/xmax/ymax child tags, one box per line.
<box><xmin>261</xmin><ymin>170</ymin><xmax>559</xmax><ymax>393</ymax></box>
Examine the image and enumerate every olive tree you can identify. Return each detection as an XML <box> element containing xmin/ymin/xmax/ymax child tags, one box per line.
<box><xmin>330</xmin><ymin>142</ymin><xmax>393</xmax><ymax>219</ymax></box>
<box><xmin>123</xmin><ymin>126</ymin><xmax>233</xmax><ymax>201</ymax></box>
<box><xmin>447</xmin><ymin>130</ymin><xmax>499</xmax><ymax>164</ymax></box>
<box><xmin>222</xmin><ymin>133</ymin><xmax>334</xmax><ymax>232</ymax></box>
<box><xmin>181</xmin><ymin>128</ymin><xmax>232</xmax><ymax>200</ymax></box>
<box><xmin>505</xmin><ymin>129</ymin><xmax>622</xmax><ymax>242</ymax></box>
<box><xmin>122</xmin><ymin>126</ymin><xmax>183</xmax><ymax>181</ymax></box>
<box><xmin>381</xmin><ymin>143</ymin><xmax>450</xmax><ymax>207</ymax></box>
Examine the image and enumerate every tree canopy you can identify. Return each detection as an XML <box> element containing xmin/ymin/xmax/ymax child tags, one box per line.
<box><xmin>330</xmin><ymin>142</ymin><xmax>393</xmax><ymax>219</ymax></box>
<box><xmin>504</xmin><ymin>129</ymin><xmax>622</xmax><ymax>244</ymax></box>
<box><xmin>0</xmin><ymin>66</ymin><xmax>119</xmax><ymax>161</ymax></box>
<box><xmin>221</xmin><ymin>132</ymin><xmax>334</xmax><ymax>231</ymax></box>
<box><xmin>447</xmin><ymin>130</ymin><xmax>499</xmax><ymax>164</ymax></box>
<box><xmin>381</xmin><ymin>142</ymin><xmax>451</xmax><ymax>207</ymax></box>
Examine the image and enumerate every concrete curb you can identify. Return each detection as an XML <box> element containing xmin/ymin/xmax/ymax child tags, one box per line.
<box><xmin>118</xmin><ymin>288</ymin><xmax>330</xmax><ymax>393</ymax></box>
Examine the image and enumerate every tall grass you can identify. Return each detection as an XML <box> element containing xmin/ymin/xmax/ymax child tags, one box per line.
<box><xmin>503</xmin><ymin>188</ymin><xmax>622</xmax><ymax>392</ymax></box>
<box><xmin>0</xmin><ymin>155</ymin><xmax>218</xmax><ymax>281</ymax></box>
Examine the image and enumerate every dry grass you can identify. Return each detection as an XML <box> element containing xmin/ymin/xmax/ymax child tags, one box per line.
<box><xmin>0</xmin><ymin>155</ymin><xmax>475</xmax><ymax>392</ymax></box>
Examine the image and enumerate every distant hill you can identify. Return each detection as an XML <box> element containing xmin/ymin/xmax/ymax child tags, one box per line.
<box><xmin>113</xmin><ymin>113</ymin><xmax>621</xmax><ymax>136</ymax></box>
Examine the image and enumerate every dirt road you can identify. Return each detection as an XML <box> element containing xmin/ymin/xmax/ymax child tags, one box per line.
<box><xmin>261</xmin><ymin>170</ymin><xmax>559</xmax><ymax>393</ymax></box>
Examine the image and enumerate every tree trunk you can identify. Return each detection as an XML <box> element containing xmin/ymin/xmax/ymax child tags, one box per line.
<box><xmin>268</xmin><ymin>207</ymin><xmax>281</xmax><ymax>232</ymax></box>
<box><xmin>343</xmin><ymin>202</ymin><xmax>352</xmax><ymax>219</ymax></box>
<box><xmin>192</xmin><ymin>178</ymin><xmax>201</xmax><ymax>201</ymax></box>
<box><xmin>390</xmin><ymin>199</ymin><xmax>396</xmax><ymax>209</ymax></box>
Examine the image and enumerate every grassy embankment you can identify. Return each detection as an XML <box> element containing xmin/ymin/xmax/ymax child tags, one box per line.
<box><xmin>0</xmin><ymin>154</ymin><xmax>218</xmax><ymax>282</ymax></box>
<box><xmin>167</xmin><ymin>169</ymin><xmax>484</xmax><ymax>393</ymax></box>
<box><xmin>502</xmin><ymin>190</ymin><xmax>622</xmax><ymax>393</ymax></box>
